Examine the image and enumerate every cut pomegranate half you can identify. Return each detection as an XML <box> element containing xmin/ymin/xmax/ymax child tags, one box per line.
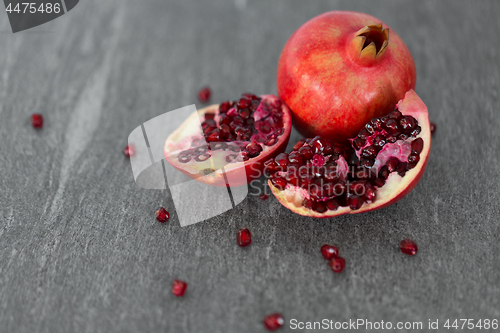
<box><xmin>266</xmin><ymin>90</ymin><xmax>431</xmax><ymax>217</ymax></box>
<box><xmin>164</xmin><ymin>94</ymin><xmax>292</xmax><ymax>187</ymax></box>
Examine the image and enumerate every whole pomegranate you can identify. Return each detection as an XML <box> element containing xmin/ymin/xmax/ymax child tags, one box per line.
<box><xmin>277</xmin><ymin>11</ymin><xmax>416</xmax><ymax>143</ymax></box>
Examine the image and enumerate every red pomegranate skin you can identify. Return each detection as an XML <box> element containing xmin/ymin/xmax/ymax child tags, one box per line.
<box><xmin>277</xmin><ymin>11</ymin><xmax>416</xmax><ymax>143</ymax></box>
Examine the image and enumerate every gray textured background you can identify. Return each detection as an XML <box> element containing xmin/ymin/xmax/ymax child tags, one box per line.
<box><xmin>0</xmin><ymin>1</ymin><xmax>499</xmax><ymax>332</ymax></box>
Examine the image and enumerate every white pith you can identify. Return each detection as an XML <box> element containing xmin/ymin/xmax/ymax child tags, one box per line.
<box><xmin>268</xmin><ymin>89</ymin><xmax>431</xmax><ymax>218</ymax></box>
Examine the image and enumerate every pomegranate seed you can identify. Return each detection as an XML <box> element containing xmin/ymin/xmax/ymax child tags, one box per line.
<box><xmin>329</xmin><ymin>256</ymin><xmax>346</xmax><ymax>273</ymax></box>
<box><xmin>292</xmin><ymin>138</ymin><xmax>305</xmax><ymax>151</ymax></box>
<box><xmin>155</xmin><ymin>207</ymin><xmax>170</xmax><ymax>223</ymax></box>
<box><xmin>408</xmin><ymin>154</ymin><xmax>420</xmax><ymax>164</ymax></box>
<box><xmin>298</xmin><ymin>145</ymin><xmax>314</xmax><ymax>159</ymax></box>
<box><xmin>364</xmin><ymin>186</ymin><xmax>376</xmax><ymax>201</ymax></box>
<box><xmin>259</xmin><ymin>194</ymin><xmax>269</xmax><ymax>200</ymax></box>
<box><xmin>411</xmin><ymin>138</ymin><xmax>424</xmax><ymax>154</ymax></box>
<box><xmin>197</xmin><ymin>87</ymin><xmax>211</xmax><ymax>102</ymax></box>
<box><xmin>320</xmin><ymin>244</ymin><xmax>339</xmax><ymax>260</ymax></box>
<box><xmin>347</xmin><ymin>195</ymin><xmax>364</xmax><ymax>210</ymax></box>
<box><xmin>288</xmin><ymin>151</ymin><xmax>304</xmax><ymax>165</ymax></box>
<box><xmin>303</xmin><ymin>199</ymin><xmax>316</xmax><ymax>210</ymax></box>
<box><xmin>314</xmin><ymin>201</ymin><xmax>327</xmax><ymax>213</ymax></box>
<box><xmin>123</xmin><ymin>144</ymin><xmax>135</xmax><ymax>158</ymax></box>
<box><xmin>30</xmin><ymin>113</ymin><xmax>44</xmax><ymax>128</ymax></box>
<box><xmin>264</xmin><ymin>159</ymin><xmax>281</xmax><ymax>172</ymax></box>
<box><xmin>237</xmin><ymin>228</ymin><xmax>252</xmax><ymax>247</ymax></box>
<box><xmin>362</xmin><ymin>146</ymin><xmax>378</xmax><ymax>158</ymax></box>
<box><xmin>219</xmin><ymin>101</ymin><xmax>231</xmax><ymax>113</ymax></box>
<box><xmin>398</xmin><ymin>133</ymin><xmax>409</xmax><ymax>141</ymax></box>
<box><xmin>372</xmin><ymin>178</ymin><xmax>385</xmax><ymax>187</ymax></box>
<box><xmin>386</xmin><ymin>158</ymin><xmax>399</xmax><ymax>172</ymax></box>
<box><xmin>430</xmin><ymin>122</ymin><xmax>437</xmax><ymax>134</ymax></box>
<box><xmin>263</xmin><ymin>313</ymin><xmax>284</xmax><ymax>331</ymax></box>
<box><xmin>271</xmin><ymin>177</ymin><xmax>287</xmax><ymax>190</ymax></box>
<box><xmin>238</xmin><ymin>98</ymin><xmax>251</xmax><ymax>109</ymax></box>
<box><xmin>172</xmin><ymin>279</ymin><xmax>188</xmax><ymax>297</ymax></box>
<box><xmin>274</xmin><ymin>153</ymin><xmax>289</xmax><ymax>167</ymax></box>
<box><xmin>325</xmin><ymin>199</ymin><xmax>339</xmax><ymax>211</ymax></box>
<box><xmin>353</xmin><ymin>137</ymin><xmax>365</xmax><ymax>150</ymax></box>
<box><xmin>400</xmin><ymin>239</ymin><xmax>418</xmax><ymax>255</ymax></box>
<box><xmin>388</xmin><ymin>109</ymin><xmax>402</xmax><ymax>119</ymax></box>
<box><xmin>245</xmin><ymin>142</ymin><xmax>263</xmax><ymax>158</ymax></box>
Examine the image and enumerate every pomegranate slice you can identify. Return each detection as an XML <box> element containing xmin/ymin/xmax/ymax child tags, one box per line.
<box><xmin>164</xmin><ymin>94</ymin><xmax>292</xmax><ymax>187</ymax></box>
<box><xmin>266</xmin><ymin>90</ymin><xmax>431</xmax><ymax>217</ymax></box>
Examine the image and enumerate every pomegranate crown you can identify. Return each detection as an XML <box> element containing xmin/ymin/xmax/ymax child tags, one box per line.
<box><xmin>350</xmin><ymin>23</ymin><xmax>389</xmax><ymax>64</ymax></box>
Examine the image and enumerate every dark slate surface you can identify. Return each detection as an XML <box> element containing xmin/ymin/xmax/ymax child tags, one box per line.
<box><xmin>0</xmin><ymin>1</ymin><xmax>499</xmax><ymax>332</ymax></box>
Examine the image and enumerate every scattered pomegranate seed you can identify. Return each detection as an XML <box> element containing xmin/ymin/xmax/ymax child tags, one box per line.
<box><xmin>259</xmin><ymin>193</ymin><xmax>269</xmax><ymax>200</ymax></box>
<box><xmin>400</xmin><ymin>239</ymin><xmax>418</xmax><ymax>256</ymax></box>
<box><xmin>30</xmin><ymin>113</ymin><xmax>44</xmax><ymax>128</ymax></box>
<box><xmin>329</xmin><ymin>256</ymin><xmax>346</xmax><ymax>273</ymax></box>
<box><xmin>430</xmin><ymin>122</ymin><xmax>437</xmax><ymax>134</ymax></box>
<box><xmin>198</xmin><ymin>87</ymin><xmax>211</xmax><ymax>102</ymax></box>
<box><xmin>320</xmin><ymin>244</ymin><xmax>339</xmax><ymax>260</ymax></box>
<box><xmin>172</xmin><ymin>279</ymin><xmax>188</xmax><ymax>297</ymax></box>
<box><xmin>123</xmin><ymin>144</ymin><xmax>135</xmax><ymax>158</ymax></box>
<box><xmin>237</xmin><ymin>228</ymin><xmax>252</xmax><ymax>247</ymax></box>
<box><xmin>155</xmin><ymin>207</ymin><xmax>170</xmax><ymax>223</ymax></box>
<box><xmin>263</xmin><ymin>313</ymin><xmax>284</xmax><ymax>331</ymax></box>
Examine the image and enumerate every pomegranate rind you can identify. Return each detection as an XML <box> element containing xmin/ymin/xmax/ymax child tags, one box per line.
<box><xmin>164</xmin><ymin>95</ymin><xmax>292</xmax><ymax>187</ymax></box>
<box><xmin>268</xmin><ymin>182</ymin><xmax>351</xmax><ymax>218</ymax></box>
<box><xmin>268</xmin><ymin>90</ymin><xmax>430</xmax><ymax>218</ymax></box>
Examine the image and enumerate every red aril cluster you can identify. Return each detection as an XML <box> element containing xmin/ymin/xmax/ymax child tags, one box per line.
<box><xmin>265</xmin><ymin>136</ymin><xmax>351</xmax><ymax>213</ymax></box>
<box><xmin>351</xmin><ymin>109</ymin><xmax>422</xmax><ymax>175</ymax></box>
<box><xmin>164</xmin><ymin>94</ymin><xmax>292</xmax><ymax>187</ymax></box>
<box><xmin>175</xmin><ymin>94</ymin><xmax>286</xmax><ymax>165</ymax></box>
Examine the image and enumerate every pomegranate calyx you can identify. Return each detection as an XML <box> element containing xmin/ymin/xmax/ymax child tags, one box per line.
<box><xmin>350</xmin><ymin>23</ymin><xmax>389</xmax><ymax>65</ymax></box>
